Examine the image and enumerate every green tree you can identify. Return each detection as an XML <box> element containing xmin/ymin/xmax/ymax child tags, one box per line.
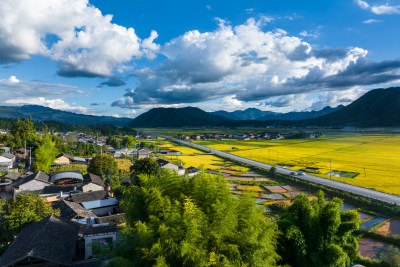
<box><xmin>33</xmin><ymin>135</ymin><xmax>58</xmax><ymax>172</ymax></box>
<box><xmin>106</xmin><ymin>136</ymin><xmax>121</xmax><ymax>149</ymax></box>
<box><xmin>109</xmin><ymin>171</ymin><xmax>279</xmax><ymax>266</ymax></box>
<box><xmin>122</xmin><ymin>136</ymin><xmax>136</xmax><ymax>149</ymax></box>
<box><xmin>10</xmin><ymin>117</ymin><xmax>36</xmax><ymax>149</ymax></box>
<box><xmin>130</xmin><ymin>158</ymin><xmax>160</xmax><ymax>177</ymax></box>
<box><xmin>0</xmin><ymin>193</ymin><xmax>60</xmax><ymax>243</ymax></box>
<box><xmin>277</xmin><ymin>191</ymin><xmax>360</xmax><ymax>267</ymax></box>
<box><xmin>88</xmin><ymin>154</ymin><xmax>118</xmax><ymax>177</ymax></box>
<box><xmin>269</xmin><ymin>166</ymin><xmax>277</xmax><ymax>178</ymax></box>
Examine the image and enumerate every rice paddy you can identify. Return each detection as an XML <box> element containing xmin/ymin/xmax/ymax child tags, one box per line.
<box><xmin>194</xmin><ymin>132</ymin><xmax>400</xmax><ymax>195</ymax></box>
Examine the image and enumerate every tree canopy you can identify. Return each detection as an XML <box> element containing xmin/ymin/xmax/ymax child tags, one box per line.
<box><xmin>0</xmin><ymin>193</ymin><xmax>60</xmax><ymax>243</ymax></box>
<box><xmin>88</xmin><ymin>154</ymin><xmax>118</xmax><ymax>177</ymax></box>
<box><xmin>277</xmin><ymin>191</ymin><xmax>360</xmax><ymax>267</ymax></box>
<box><xmin>110</xmin><ymin>171</ymin><xmax>279</xmax><ymax>266</ymax></box>
<box><xmin>130</xmin><ymin>158</ymin><xmax>160</xmax><ymax>178</ymax></box>
<box><xmin>33</xmin><ymin>135</ymin><xmax>58</xmax><ymax>172</ymax></box>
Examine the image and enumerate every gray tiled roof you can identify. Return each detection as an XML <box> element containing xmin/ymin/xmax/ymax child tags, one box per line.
<box><xmin>0</xmin><ymin>215</ymin><xmax>80</xmax><ymax>267</ymax></box>
<box><xmin>0</xmin><ymin>153</ymin><xmax>15</xmax><ymax>159</ymax></box>
<box><xmin>71</xmin><ymin>190</ymin><xmax>107</xmax><ymax>203</ymax></box>
<box><xmin>53</xmin><ymin>200</ymin><xmax>96</xmax><ymax>220</ymax></box>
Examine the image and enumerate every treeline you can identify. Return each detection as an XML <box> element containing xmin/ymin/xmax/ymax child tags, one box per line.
<box><xmin>0</xmin><ymin>117</ymin><xmax>136</xmax><ymax>136</ymax></box>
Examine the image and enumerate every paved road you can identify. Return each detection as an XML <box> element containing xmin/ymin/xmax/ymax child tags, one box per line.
<box><xmin>159</xmin><ymin>134</ymin><xmax>400</xmax><ymax>206</ymax></box>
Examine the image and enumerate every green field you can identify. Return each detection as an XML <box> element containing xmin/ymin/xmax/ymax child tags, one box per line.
<box><xmin>186</xmin><ymin>132</ymin><xmax>400</xmax><ymax>196</ymax></box>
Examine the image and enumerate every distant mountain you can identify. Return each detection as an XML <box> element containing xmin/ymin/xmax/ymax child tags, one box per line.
<box><xmin>260</xmin><ymin>106</ymin><xmax>344</xmax><ymax>121</ymax></box>
<box><xmin>212</xmin><ymin>106</ymin><xmax>343</xmax><ymax>121</ymax></box>
<box><xmin>130</xmin><ymin>107</ymin><xmax>234</xmax><ymax>128</ymax></box>
<box><xmin>0</xmin><ymin>105</ymin><xmax>131</xmax><ymax>127</ymax></box>
<box><xmin>305</xmin><ymin>87</ymin><xmax>400</xmax><ymax>127</ymax></box>
<box><xmin>212</xmin><ymin>108</ymin><xmax>276</xmax><ymax>120</ymax></box>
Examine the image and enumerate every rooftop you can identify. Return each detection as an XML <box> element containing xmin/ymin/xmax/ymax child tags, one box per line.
<box><xmin>0</xmin><ymin>215</ymin><xmax>80</xmax><ymax>267</ymax></box>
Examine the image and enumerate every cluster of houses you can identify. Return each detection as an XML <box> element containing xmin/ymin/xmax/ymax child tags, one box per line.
<box><xmin>54</xmin><ymin>132</ymin><xmax>106</xmax><ymax>146</ymax></box>
<box><xmin>182</xmin><ymin>131</ymin><xmax>323</xmax><ymax>141</ymax></box>
<box><xmin>0</xmin><ymin>169</ymin><xmax>124</xmax><ymax>266</ymax></box>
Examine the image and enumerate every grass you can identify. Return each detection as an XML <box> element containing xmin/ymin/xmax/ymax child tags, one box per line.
<box><xmin>191</xmin><ymin>132</ymin><xmax>400</xmax><ymax>196</ymax></box>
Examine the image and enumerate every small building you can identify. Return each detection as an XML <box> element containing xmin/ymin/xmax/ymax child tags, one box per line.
<box><xmin>0</xmin><ymin>153</ymin><xmax>15</xmax><ymax>170</ymax></box>
<box><xmin>16</xmin><ymin>171</ymin><xmax>50</xmax><ymax>193</ymax></box>
<box><xmin>54</xmin><ymin>153</ymin><xmax>87</xmax><ymax>165</ymax></box>
<box><xmin>156</xmin><ymin>159</ymin><xmax>186</xmax><ymax>176</ymax></box>
<box><xmin>137</xmin><ymin>148</ymin><xmax>153</xmax><ymax>159</ymax></box>
<box><xmin>0</xmin><ymin>215</ymin><xmax>80</xmax><ymax>267</ymax></box>
<box><xmin>40</xmin><ymin>172</ymin><xmax>105</xmax><ymax>197</ymax></box>
<box><xmin>187</xmin><ymin>166</ymin><xmax>200</xmax><ymax>177</ymax></box>
<box><xmin>81</xmin><ymin>198</ymin><xmax>119</xmax><ymax>216</ymax></box>
<box><xmin>15</xmin><ymin>148</ymin><xmax>29</xmax><ymax>159</ymax></box>
<box><xmin>79</xmin><ymin>214</ymin><xmax>125</xmax><ymax>260</ymax></box>
<box><xmin>53</xmin><ymin>199</ymin><xmax>97</xmax><ymax>220</ymax></box>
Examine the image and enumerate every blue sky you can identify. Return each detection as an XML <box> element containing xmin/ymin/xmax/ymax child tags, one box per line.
<box><xmin>1</xmin><ymin>0</ymin><xmax>400</xmax><ymax>118</ymax></box>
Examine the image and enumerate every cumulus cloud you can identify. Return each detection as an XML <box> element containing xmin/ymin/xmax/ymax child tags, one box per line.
<box><xmin>113</xmin><ymin>18</ymin><xmax>400</xmax><ymax>109</ymax></box>
<box><xmin>310</xmin><ymin>88</ymin><xmax>366</xmax><ymax>110</ymax></box>
<box><xmin>264</xmin><ymin>94</ymin><xmax>307</xmax><ymax>107</ymax></box>
<box><xmin>355</xmin><ymin>0</ymin><xmax>400</xmax><ymax>14</ymax></box>
<box><xmin>0</xmin><ymin>76</ymin><xmax>92</xmax><ymax>113</ymax></box>
<box><xmin>8</xmin><ymin>76</ymin><xmax>20</xmax><ymax>83</ymax></box>
<box><xmin>0</xmin><ymin>0</ymin><xmax>159</xmax><ymax>77</ymax></box>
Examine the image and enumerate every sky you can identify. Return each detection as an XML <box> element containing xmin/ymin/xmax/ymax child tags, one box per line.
<box><xmin>1</xmin><ymin>0</ymin><xmax>400</xmax><ymax>118</ymax></box>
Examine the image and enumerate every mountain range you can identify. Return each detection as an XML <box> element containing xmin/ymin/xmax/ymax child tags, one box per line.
<box><xmin>130</xmin><ymin>87</ymin><xmax>400</xmax><ymax>128</ymax></box>
<box><xmin>1</xmin><ymin>87</ymin><xmax>399</xmax><ymax>128</ymax></box>
<box><xmin>211</xmin><ymin>106</ymin><xmax>343</xmax><ymax>121</ymax></box>
<box><xmin>0</xmin><ymin>105</ymin><xmax>131</xmax><ymax>127</ymax></box>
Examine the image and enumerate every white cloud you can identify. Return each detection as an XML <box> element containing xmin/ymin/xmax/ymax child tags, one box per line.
<box><xmin>6</xmin><ymin>97</ymin><xmax>92</xmax><ymax>114</ymax></box>
<box><xmin>8</xmin><ymin>76</ymin><xmax>19</xmax><ymax>83</ymax></box>
<box><xmin>264</xmin><ymin>94</ymin><xmax>307</xmax><ymax>108</ymax></box>
<box><xmin>0</xmin><ymin>0</ymin><xmax>159</xmax><ymax>77</ymax></box>
<box><xmin>114</xmin><ymin>18</ymin><xmax>376</xmax><ymax>108</ymax></box>
<box><xmin>362</xmin><ymin>19</ymin><xmax>382</xmax><ymax>23</ymax></box>
<box><xmin>310</xmin><ymin>87</ymin><xmax>366</xmax><ymax>110</ymax></box>
<box><xmin>0</xmin><ymin>77</ymin><xmax>93</xmax><ymax>113</ymax></box>
<box><xmin>355</xmin><ymin>0</ymin><xmax>400</xmax><ymax>14</ymax></box>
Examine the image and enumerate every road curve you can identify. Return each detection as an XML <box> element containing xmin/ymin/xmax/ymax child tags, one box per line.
<box><xmin>159</xmin><ymin>134</ymin><xmax>400</xmax><ymax>206</ymax></box>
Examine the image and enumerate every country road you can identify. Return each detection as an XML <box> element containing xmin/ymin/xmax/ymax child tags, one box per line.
<box><xmin>158</xmin><ymin>134</ymin><xmax>400</xmax><ymax>206</ymax></box>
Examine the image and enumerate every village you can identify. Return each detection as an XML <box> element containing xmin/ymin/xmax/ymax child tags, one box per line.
<box><xmin>0</xmin><ymin>126</ymin><xmax>399</xmax><ymax>266</ymax></box>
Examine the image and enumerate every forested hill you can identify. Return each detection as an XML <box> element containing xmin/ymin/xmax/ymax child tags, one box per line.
<box><xmin>303</xmin><ymin>87</ymin><xmax>400</xmax><ymax>127</ymax></box>
<box><xmin>130</xmin><ymin>107</ymin><xmax>235</xmax><ymax>127</ymax></box>
<box><xmin>0</xmin><ymin>105</ymin><xmax>131</xmax><ymax>127</ymax></box>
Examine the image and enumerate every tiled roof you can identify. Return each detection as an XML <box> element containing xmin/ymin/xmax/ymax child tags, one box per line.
<box><xmin>71</xmin><ymin>190</ymin><xmax>107</xmax><ymax>203</ymax></box>
<box><xmin>53</xmin><ymin>200</ymin><xmax>96</xmax><ymax>220</ymax></box>
<box><xmin>0</xmin><ymin>215</ymin><xmax>80</xmax><ymax>267</ymax></box>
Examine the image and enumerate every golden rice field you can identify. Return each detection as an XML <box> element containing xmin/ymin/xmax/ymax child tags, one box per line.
<box><xmin>195</xmin><ymin>133</ymin><xmax>400</xmax><ymax>196</ymax></box>
<box><xmin>156</xmin><ymin>139</ymin><xmax>250</xmax><ymax>172</ymax></box>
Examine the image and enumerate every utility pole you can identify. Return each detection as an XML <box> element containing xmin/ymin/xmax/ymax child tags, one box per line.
<box><xmin>329</xmin><ymin>158</ymin><xmax>332</xmax><ymax>179</ymax></box>
<box><xmin>29</xmin><ymin>147</ymin><xmax>32</xmax><ymax>169</ymax></box>
<box><xmin>268</xmin><ymin>149</ymin><xmax>271</xmax><ymax>165</ymax></box>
